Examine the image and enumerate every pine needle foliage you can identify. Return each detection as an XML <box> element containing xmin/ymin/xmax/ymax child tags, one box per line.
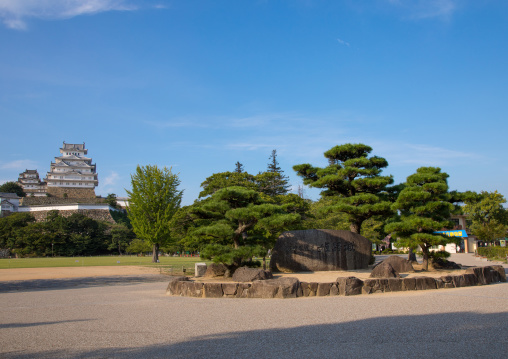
<box><xmin>293</xmin><ymin>143</ymin><xmax>394</xmax><ymax>233</ymax></box>
<box><xmin>126</xmin><ymin>165</ymin><xmax>183</xmax><ymax>263</ymax></box>
<box><xmin>385</xmin><ymin>167</ymin><xmax>456</xmax><ymax>271</ymax></box>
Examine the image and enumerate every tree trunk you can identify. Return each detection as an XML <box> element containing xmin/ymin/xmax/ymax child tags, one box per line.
<box><xmin>152</xmin><ymin>243</ymin><xmax>159</xmax><ymax>263</ymax></box>
<box><xmin>421</xmin><ymin>249</ymin><xmax>429</xmax><ymax>271</ymax></box>
<box><xmin>350</xmin><ymin>222</ymin><xmax>361</xmax><ymax>234</ymax></box>
<box><xmin>408</xmin><ymin>248</ymin><xmax>417</xmax><ymax>263</ymax></box>
<box><xmin>262</xmin><ymin>256</ymin><xmax>266</xmax><ymax>270</ymax></box>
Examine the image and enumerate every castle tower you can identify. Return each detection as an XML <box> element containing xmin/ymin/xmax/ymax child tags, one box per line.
<box><xmin>18</xmin><ymin>169</ymin><xmax>46</xmax><ymax>196</ymax></box>
<box><xmin>44</xmin><ymin>142</ymin><xmax>98</xmax><ymax>198</ymax></box>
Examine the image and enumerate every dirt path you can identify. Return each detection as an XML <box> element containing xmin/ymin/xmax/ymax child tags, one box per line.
<box><xmin>0</xmin><ymin>266</ymin><xmax>161</xmax><ymax>281</ymax></box>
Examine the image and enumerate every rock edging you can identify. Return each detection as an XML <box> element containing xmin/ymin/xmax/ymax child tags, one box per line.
<box><xmin>166</xmin><ymin>265</ymin><xmax>507</xmax><ymax>299</ymax></box>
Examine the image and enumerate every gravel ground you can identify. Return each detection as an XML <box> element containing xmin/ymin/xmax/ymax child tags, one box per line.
<box><xmin>1</xmin><ymin>254</ymin><xmax>507</xmax><ymax>358</ymax></box>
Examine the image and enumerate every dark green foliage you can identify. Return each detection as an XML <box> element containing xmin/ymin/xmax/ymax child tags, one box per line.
<box><xmin>109</xmin><ymin>210</ymin><xmax>131</xmax><ymax>228</ymax></box>
<box><xmin>0</xmin><ymin>182</ymin><xmax>26</xmax><ymax>197</ymax></box>
<box><xmin>262</xmin><ymin>149</ymin><xmax>291</xmax><ymax>196</ymax></box>
<box><xmin>199</xmin><ymin>171</ymin><xmax>258</xmax><ymax>198</ymax></box>
<box><xmin>385</xmin><ymin>167</ymin><xmax>458</xmax><ymax>270</ymax></box>
<box><xmin>126</xmin><ymin>238</ymin><xmax>152</xmax><ymax>254</ymax></box>
<box><xmin>0</xmin><ymin>211</ymin><xmax>125</xmax><ymax>257</ymax></box>
<box><xmin>105</xmin><ymin>193</ymin><xmax>118</xmax><ymax>208</ymax></box>
<box><xmin>172</xmin><ymin>186</ymin><xmax>301</xmax><ymax>273</ymax></box>
<box><xmin>294</xmin><ymin>143</ymin><xmax>394</xmax><ymax>233</ymax></box>
<box><xmin>109</xmin><ymin>224</ymin><xmax>136</xmax><ymax>255</ymax></box>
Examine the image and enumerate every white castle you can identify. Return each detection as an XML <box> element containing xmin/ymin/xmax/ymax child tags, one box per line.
<box><xmin>18</xmin><ymin>142</ymin><xmax>98</xmax><ymax>198</ymax></box>
<box><xmin>45</xmin><ymin>142</ymin><xmax>98</xmax><ymax>189</ymax></box>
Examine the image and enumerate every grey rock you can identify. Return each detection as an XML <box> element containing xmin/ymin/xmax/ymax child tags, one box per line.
<box><xmin>248</xmin><ymin>277</ymin><xmax>300</xmax><ymax>299</ymax></box>
<box><xmin>370</xmin><ymin>262</ymin><xmax>400</xmax><ymax>278</ymax></box>
<box><xmin>374</xmin><ymin>256</ymin><xmax>415</xmax><ymax>273</ymax></box>
<box><xmin>203</xmin><ymin>283</ymin><xmax>223</xmax><ymax>298</ymax></box>
<box><xmin>166</xmin><ymin>276</ymin><xmax>189</xmax><ymax>295</ymax></box>
<box><xmin>231</xmin><ymin>267</ymin><xmax>273</xmax><ymax>282</ymax></box>
<box><xmin>270</xmin><ymin>229</ymin><xmax>372</xmax><ymax>272</ymax></box>
<box><xmin>221</xmin><ymin>283</ymin><xmax>238</xmax><ymax>297</ymax></box>
<box><xmin>204</xmin><ymin>263</ymin><xmax>227</xmax><ymax>278</ymax></box>
<box><xmin>316</xmin><ymin>283</ymin><xmax>333</xmax><ymax>296</ymax></box>
<box><xmin>337</xmin><ymin>276</ymin><xmax>363</xmax><ymax>296</ymax></box>
<box><xmin>402</xmin><ymin>277</ymin><xmax>416</xmax><ymax>291</ymax></box>
<box><xmin>194</xmin><ymin>263</ymin><xmax>207</xmax><ymax>277</ymax></box>
<box><xmin>415</xmin><ymin>277</ymin><xmax>437</xmax><ymax>290</ymax></box>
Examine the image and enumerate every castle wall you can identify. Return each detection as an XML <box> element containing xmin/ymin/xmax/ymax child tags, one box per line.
<box><xmin>46</xmin><ymin>187</ymin><xmax>96</xmax><ymax>199</ymax></box>
<box><xmin>27</xmin><ymin>209</ymin><xmax>116</xmax><ymax>223</ymax></box>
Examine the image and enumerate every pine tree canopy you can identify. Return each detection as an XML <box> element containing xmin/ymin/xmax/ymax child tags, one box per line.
<box><xmin>293</xmin><ymin>143</ymin><xmax>394</xmax><ymax>233</ymax></box>
<box><xmin>171</xmin><ymin>186</ymin><xmax>301</xmax><ymax>271</ymax></box>
<box><xmin>385</xmin><ymin>167</ymin><xmax>458</xmax><ymax>270</ymax></box>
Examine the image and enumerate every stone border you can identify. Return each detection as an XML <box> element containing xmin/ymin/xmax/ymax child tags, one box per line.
<box><xmin>166</xmin><ymin>265</ymin><xmax>507</xmax><ymax>299</ymax></box>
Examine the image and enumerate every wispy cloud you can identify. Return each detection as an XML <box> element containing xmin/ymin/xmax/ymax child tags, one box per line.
<box><xmin>337</xmin><ymin>38</ymin><xmax>350</xmax><ymax>47</ymax></box>
<box><xmin>0</xmin><ymin>159</ymin><xmax>38</xmax><ymax>170</ymax></box>
<box><xmin>0</xmin><ymin>0</ymin><xmax>137</xmax><ymax>30</ymax></box>
<box><xmin>387</xmin><ymin>0</ymin><xmax>458</xmax><ymax>19</ymax></box>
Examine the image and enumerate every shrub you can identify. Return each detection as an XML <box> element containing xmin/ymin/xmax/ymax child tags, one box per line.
<box><xmin>477</xmin><ymin>246</ymin><xmax>508</xmax><ymax>260</ymax></box>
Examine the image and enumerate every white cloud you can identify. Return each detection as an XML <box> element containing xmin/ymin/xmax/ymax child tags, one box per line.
<box><xmin>0</xmin><ymin>159</ymin><xmax>38</xmax><ymax>170</ymax></box>
<box><xmin>102</xmin><ymin>171</ymin><xmax>119</xmax><ymax>187</ymax></box>
<box><xmin>337</xmin><ymin>38</ymin><xmax>350</xmax><ymax>47</ymax></box>
<box><xmin>0</xmin><ymin>0</ymin><xmax>136</xmax><ymax>30</ymax></box>
<box><xmin>387</xmin><ymin>0</ymin><xmax>458</xmax><ymax>19</ymax></box>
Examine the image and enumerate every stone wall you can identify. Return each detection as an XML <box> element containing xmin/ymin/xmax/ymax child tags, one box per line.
<box><xmin>30</xmin><ymin>209</ymin><xmax>116</xmax><ymax>223</ymax></box>
<box><xmin>21</xmin><ymin>197</ymin><xmax>106</xmax><ymax>206</ymax></box>
<box><xmin>166</xmin><ymin>265</ymin><xmax>507</xmax><ymax>299</ymax></box>
<box><xmin>46</xmin><ymin>187</ymin><xmax>96</xmax><ymax>199</ymax></box>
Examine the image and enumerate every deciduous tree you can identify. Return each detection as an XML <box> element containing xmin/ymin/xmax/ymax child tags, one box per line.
<box><xmin>0</xmin><ymin>182</ymin><xmax>25</xmax><ymax>197</ymax></box>
<box><xmin>463</xmin><ymin>191</ymin><xmax>507</xmax><ymax>243</ymax></box>
<box><xmin>126</xmin><ymin>165</ymin><xmax>183</xmax><ymax>262</ymax></box>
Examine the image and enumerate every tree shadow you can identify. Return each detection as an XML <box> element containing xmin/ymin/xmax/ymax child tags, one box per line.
<box><xmin>0</xmin><ymin>275</ymin><xmax>169</xmax><ymax>293</ymax></box>
<box><xmin>0</xmin><ymin>319</ymin><xmax>92</xmax><ymax>329</ymax></box>
<box><xmin>4</xmin><ymin>311</ymin><xmax>507</xmax><ymax>358</ymax></box>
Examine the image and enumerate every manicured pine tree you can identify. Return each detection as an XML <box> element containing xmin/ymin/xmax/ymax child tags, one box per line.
<box><xmin>293</xmin><ymin>143</ymin><xmax>394</xmax><ymax>233</ymax></box>
<box><xmin>385</xmin><ymin>167</ymin><xmax>455</xmax><ymax>271</ymax></box>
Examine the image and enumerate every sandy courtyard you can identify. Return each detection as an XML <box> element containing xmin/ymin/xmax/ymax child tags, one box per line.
<box><xmin>0</xmin><ymin>266</ymin><xmax>162</xmax><ymax>281</ymax></box>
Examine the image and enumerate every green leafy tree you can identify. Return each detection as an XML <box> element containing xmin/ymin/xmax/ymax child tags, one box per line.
<box><xmin>126</xmin><ymin>238</ymin><xmax>152</xmax><ymax>255</ymax></box>
<box><xmin>109</xmin><ymin>224</ymin><xmax>136</xmax><ymax>255</ymax></box>
<box><xmin>463</xmin><ymin>191</ymin><xmax>507</xmax><ymax>243</ymax></box>
<box><xmin>0</xmin><ymin>182</ymin><xmax>26</xmax><ymax>197</ymax></box>
<box><xmin>105</xmin><ymin>193</ymin><xmax>118</xmax><ymax>208</ymax></box>
<box><xmin>385</xmin><ymin>167</ymin><xmax>457</xmax><ymax>271</ymax></box>
<box><xmin>172</xmin><ymin>186</ymin><xmax>301</xmax><ymax>275</ymax></box>
<box><xmin>126</xmin><ymin>165</ymin><xmax>183</xmax><ymax>262</ymax></box>
<box><xmin>294</xmin><ymin>143</ymin><xmax>394</xmax><ymax>233</ymax></box>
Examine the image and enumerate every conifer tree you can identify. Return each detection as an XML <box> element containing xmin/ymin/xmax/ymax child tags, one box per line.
<box><xmin>126</xmin><ymin>165</ymin><xmax>183</xmax><ymax>262</ymax></box>
<box><xmin>260</xmin><ymin>149</ymin><xmax>291</xmax><ymax>197</ymax></box>
<box><xmin>385</xmin><ymin>167</ymin><xmax>456</xmax><ymax>271</ymax></box>
<box><xmin>293</xmin><ymin>143</ymin><xmax>394</xmax><ymax>233</ymax></box>
<box><xmin>172</xmin><ymin>186</ymin><xmax>301</xmax><ymax>275</ymax></box>
<box><xmin>234</xmin><ymin>161</ymin><xmax>244</xmax><ymax>173</ymax></box>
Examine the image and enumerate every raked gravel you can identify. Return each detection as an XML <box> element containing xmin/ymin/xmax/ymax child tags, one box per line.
<box><xmin>0</xmin><ymin>254</ymin><xmax>507</xmax><ymax>358</ymax></box>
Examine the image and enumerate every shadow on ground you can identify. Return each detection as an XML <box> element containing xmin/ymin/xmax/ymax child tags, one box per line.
<box><xmin>3</xmin><ymin>311</ymin><xmax>507</xmax><ymax>358</ymax></box>
<box><xmin>0</xmin><ymin>275</ymin><xmax>169</xmax><ymax>293</ymax></box>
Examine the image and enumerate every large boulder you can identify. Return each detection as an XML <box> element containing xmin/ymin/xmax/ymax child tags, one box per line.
<box><xmin>232</xmin><ymin>267</ymin><xmax>273</xmax><ymax>282</ymax></box>
<box><xmin>336</xmin><ymin>276</ymin><xmax>364</xmax><ymax>296</ymax></box>
<box><xmin>431</xmin><ymin>257</ymin><xmax>461</xmax><ymax>270</ymax></box>
<box><xmin>270</xmin><ymin>229</ymin><xmax>372</xmax><ymax>272</ymax></box>
<box><xmin>204</xmin><ymin>263</ymin><xmax>227</xmax><ymax>278</ymax></box>
<box><xmin>374</xmin><ymin>256</ymin><xmax>415</xmax><ymax>273</ymax></box>
<box><xmin>248</xmin><ymin>277</ymin><xmax>300</xmax><ymax>299</ymax></box>
<box><xmin>370</xmin><ymin>262</ymin><xmax>400</xmax><ymax>278</ymax></box>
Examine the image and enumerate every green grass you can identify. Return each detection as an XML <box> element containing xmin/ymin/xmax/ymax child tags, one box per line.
<box><xmin>0</xmin><ymin>255</ymin><xmax>211</xmax><ymax>274</ymax></box>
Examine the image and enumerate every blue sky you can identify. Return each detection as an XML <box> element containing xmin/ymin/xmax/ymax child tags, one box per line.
<box><xmin>1</xmin><ymin>0</ymin><xmax>507</xmax><ymax>205</ymax></box>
